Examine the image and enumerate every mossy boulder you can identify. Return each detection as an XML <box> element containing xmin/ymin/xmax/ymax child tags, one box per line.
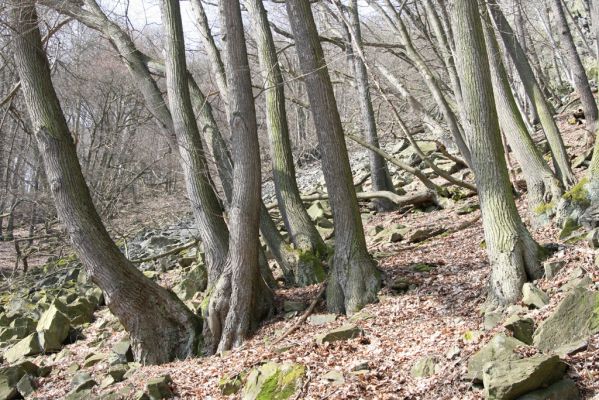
<box><xmin>218</xmin><ymin>373</ymin><xmax>243</xmax><ymax>395</ymax></box>
<box><xmin>503</xmin><ymin>316</ymin><xmax>534</xmax><ymax>345</ymax></box>
<box><xmin>3</xmin><ymin>334</ymin><xmax>41</xmax><ymax>364</ymax></box>
<box><xmin>315</xmin><ymin>324</ymin><xmax>362</xmax><ymax>345</ymax></box>
<box><xmin>145</xmin><ymin>375</ymin><xmax>173</xmax><ymax>399</ymax></box>
<box><xmin>411</xmin><ymin>356</ymin><xmax>438</xmax><ymax>378</ymax></box>
<box><xmin>172</xmin><ymin>264</ymin><xmax>207</xmax><ymax>301</ymax></box>
<box><xmin>517</xmin><ymin>378</ymin><xmax>580</xmax><ymax>400</ymax></box>
<box><xmin>241</xmin><ymin>362</ymin><xmax>305</xmax><ymax>400</ymax></box>
<box><xmin>482</xmin><ymin>355</ymin><xmax>566</xmax><ymax>400</ymax></box>
<box><xmin>109</xmin><ymin>339</ymin><xmax>133</xmax><ymax>365</ymax></box>
<box><xmin>54</xmin><ymin>298</ymin><xmax>95</xmax><ymax>326</ymax></box>
<box><xmin>522</xmin><ymin>283</ymin><xmax>549</xmax><ymax>309</ymax></box>
<box><xmin>466</xmin><ymin>334</ymin><xmax>527</xmax><ymax>382</ymax></box>
<box><xmin>0</xmin><ymin>362</ymin><xmax>39</xmax><ymax>400</ymax></box>
<box><xmin>36</xmin><ymin>304</ymin><xmax>70</xmax><ymax>351</ymax></box>
<box><xmin>533</xmin><ymin>287</ymin><xmax>599</xmax><ymax>355</ymax></box>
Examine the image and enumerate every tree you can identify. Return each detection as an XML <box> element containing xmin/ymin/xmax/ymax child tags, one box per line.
<box><xmin>207</xmin><ymin>0</ymin><xmax>273</xmax><ymax>352</ymax></box>
<box><xmin>10</xmin><ymin>0</ymin><xmax>201</xmax><ymax>364</ymax></box>
<box><xmin>244</xmin><ymin>0</ymin><xmax>327</xmax><ymax>286</ymax></box>
<box><xmin>286</xmin><ymin>0</ymin><xmax>381</xmax><ymax>314</ymax></box>
<box><xmin>453</xmin><ymin>0</ymin><xmax>542</xmax><ymax>304</ymax></box>
<box><xmin>551</xmin><ymin>0</ymin><xmax>598</xmax><ymax>135</ymax></box>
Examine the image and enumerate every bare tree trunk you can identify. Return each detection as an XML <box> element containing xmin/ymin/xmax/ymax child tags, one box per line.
<box><xmin>454</xmin><ymin>0</ymin><xmax>542</xmax><ymax>305</ymax></box>
<box><xmin>481</xmin><ymin>8</ymin><xmax>563</xmax><ymax>225</ymax></box>
<box><xmin>488</xmin><ymin>0</ymin><xmax>575</xmax><ymax>187</ymax></box>
<box><xmin>346</xmin><ymin>0</ymin><xmax>396</xmax><ymax>212</ymax></box>
<box><xmin>11</xmin><ymin>1</ymin><xmax>201</xmax><ymax>364</ymax></box>
<box><xmin>207</xmin><ymin>0</ymin><xmax>273</xmax><ymax>353</ymax></box>
<box><xmin>245</xmin><ymin>0</ymin><xmax>326</xmax><ymax>285</ymax></box>
<box><xmin>551</xmin><ymin>0</ymin><xmax>598</xmax><ymax>134</ymax></box>
<box><xmin>286</xmin><ymin>0</ymin><xmax>381</xmax><ymax>315</ymax></box>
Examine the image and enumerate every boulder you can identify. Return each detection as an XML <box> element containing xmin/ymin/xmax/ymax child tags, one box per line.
<box><xmin>54</xmin><ymin>298</ymin><xmax>95</xmax><ymax>326</ymax></box>
<box><xmin>3</xmin><ymin>334</ymin><xmax>41</xmax><ymax>364</ymax></box>
<box><xmin>0</xmin><ymin>362</ymin><xmax>39</xmax><ymax>400</ymax></box>
<box><xmin>407</xmin><ymin>227</ymin><xmax>446</xmax><ymax>243</ymax></box>
<box><xmin>82</xmin><ymin>353</ymin><xmax>106</xmax><ymax>368</ymax></box>
<box><xmin>241</xmin><ymin>362</ymin><xmax>305</xmax><ymax>400</ymax></box>
<box><xmin>307</xmin><ymin>314</ymin><xmax>337</xmax><ymax>326</ymax></box>
<box><xmin>411</xmin><ymin>262</ymin><xmax>438</xmax><ymax>273</ymax></box>
<box><xmin>145</xmin><ymin>375</ymin><xmax>173</xmax><ymax>400</ymax></box>
<box><xmin>504</xmin><ymin>316</ymin><xmax>534</xmax><ymax>345</ymax></box>
<box><xmin>172</xmin><ymin>264</ymin><xmax>207</xmax><ymax>301</ymax></box>
<box><xmin>411</xmin><ymin>356</ymin><xmax>438</xmax><ymax>378</ymax></box>
<box><xmin>320</xmin><ymin>370</ymin><xmax>344</xmax><ymax>385</ymax></box>
<box><xmin>7</xmin><ymin>318</ymin><xmax>36</xmax><ymax>341</ymax></box>
<box><xmin>482</xmin><ymin>355</ymin><xmax>566</xmax><ymax>400</ymax></box>
<box><xmin>543</xmin><ymin>261</ymin><xmax>566</xmax><ymax>279</ymax></box>
<box><xmin>15</xmin><ymin>374</ymin><xmax>35</xmax><ymax>398</ymax></box>
<box><xmin>218</xmin><ymin>373</ymin><xmax>243</xmax><ymax>396</ymax></box>
<box><xmin>307</xmin><ymin>201</ymin><xmax>328</xmax><ymax>221</ymax></box>
<box><xmin>373</xmin><ymin>224</ymin><xmax>409</xmax><ymax>244</ymax></box>
<box><xmin>315</xmin><ymin>324</ymin><xmax>362</xmax><ymax>345</ymax></box>
<box><xmin>109</xmin><ymin>340</ymin><xmax>133</xmax><ymax>365</ymax></box>
<box><xmin>466</xmin><ymin>334</ymin><xmax>527</xmax><ymax>382</ymax></box>
<box><xmin>522</xmin><ymin>283</ymin><xmax>549</xmax><ymax>309</ymax></box>
<box><xmin>282</xmin><ymin>301</ymin><xmax>306</xmax><ymax>313</ymax></box>
<box><xmin>484</xmin><ymin>311</ymin><xmax>503</xmax><ymax>330</ymax></box>
<box><xmin>517</xmin><ymin>378</ymin><xmax>580</xmax><ymax>400</ymax></box>
<box><xmin>533</xmin><ymin>287</ymin><xmax>599</xmax><ymax>355</ymax></box>
<box><xmin>108</xmin><ymin>365</ymin><xmax>128</xmax><ymax>383</ymax></box>
<box><xmin>36</xmin><ymin>304</ymin><xmax>70</xmax><ymax>351</ymax></box>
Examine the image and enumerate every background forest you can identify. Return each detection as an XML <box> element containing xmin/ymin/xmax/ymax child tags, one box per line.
<box><xmin>0</xmin><ymin>0</ymin><xmax>599</xmax><ymax>398</ymax></box>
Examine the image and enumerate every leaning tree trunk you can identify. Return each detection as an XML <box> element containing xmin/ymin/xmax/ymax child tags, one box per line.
<box><xmin>245</xmin><ymin>0</ymin><xmax>326</xmax><ymax>286</ymax></box>
<box><xmin>207</xmin><ymin>0</ymin><xmax>273</xmax><ymax>353</ymax></box>
<box><xmin>481</xmin><ymin>8</ymin><xmax>563</xmax><ymax>225</ymax></box>
<box><xmin>454</xmin><ymin>0</ymin><xmax>542</xmax><ymax>305</ymax></box>
<box><xmin>346</xmin><ymin>0</ymin><xmax>396</xmax><ymax>212</ymax></box>
<box><xmin>488</xmin><ymin>0</ymin><xmax>575</xmax><ymax>187</ymax></box>
<box><xmin>551</xmin><ymin>0</ymin><xmax>598</xmax><ymax>134</ymax></box>
<box><xmin>286</xmin><ymin>0</ymin><xmax>381</xmax><ymax>315</ymax></box>
<box><xmin>10</xmin><ymin>1</ymin><xmax>201</xmax><ymax>364</ymax></box>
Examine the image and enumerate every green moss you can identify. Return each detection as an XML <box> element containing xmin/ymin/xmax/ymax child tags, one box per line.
<box><xmin>563</xmin><ymin>178</ymin><xmax>590</xmax><ymax>206</ymax></box>
<box><xmin>199</xmin><ymin>287</ymin><xmax>214</xmax><ymax>317</ymax></box>
<box><xmin>218</xmin><ymin>373</ymin><xmax>243</xmax><ymax>395</ymax></box>
<box><xmin>533</xmin><ymin>201</ymin><xmax>555</xmax><ymax>215</ymax></box>
<box><xmin>256</xmin><ymin>364</ymin><xmax>305</xmax><ymax>400</ymax></box>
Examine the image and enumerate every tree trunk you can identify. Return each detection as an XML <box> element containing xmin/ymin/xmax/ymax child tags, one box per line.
<box><xmin>346</xmin><ymin>0</ymin><xmax>396</xmax><ymax>212</ymax></box>
<box><xmin>453</xmin><ymin>0</ymin><xmax>542</xmax><ymax>305</ymax></box>
<box><xmin>245</xmin><ymin>0</ymin><xmax>326</xmax><ymax>286</ymax></box>
<box><xmin>207</xmin><ymin>0</ymin><xmax>273</xmax><ymax>353</ymax></box>
<box><xmin>10</xmin><ymin>1</ymin><xmax>201</xmax><ymax>364</ymax></box>
<box><xmin>286</xmin><ymin>0</ymin><xmax>380</xmax><ymax>315</ymax></box>
<box><xmin>481</xmin><ymin>8</ymin><xmax>563</xmax><ymax>225</ymax></box>
<box><xmin>488</xmin><ymin>0</ymin><xmax>575</xmax><ymax>187</ymax></box>
<box><xmin>551</xmin><ymin>0</ymin><xmax>598</xmax><ymax>134</ymax></box>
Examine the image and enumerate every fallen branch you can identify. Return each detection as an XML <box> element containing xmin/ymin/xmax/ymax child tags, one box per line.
<box><xmin>272</xmin><ymin>283</ymin><xmax>327</xmax><ymax>345</ymax></box>
<box><xmin>130</xmin><ymin>238</ymin><xmax>199</xmax><ymax>264</ymax></box>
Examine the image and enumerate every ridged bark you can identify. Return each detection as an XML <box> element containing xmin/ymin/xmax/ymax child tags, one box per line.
<box><xmin>286</xmin><ymin>0</ymin><xmax>380</xmax><ymax>315</ymax></box>
<box><xmin>11</xmin><ymin>1</ymin><xmax>201</xmax><ymax>364</ymax></box>
<box><xmin>488</xmin><ymin>0</ymin><xmax>575</xmax><ymax>187</ymax></box>
<box><xmin>454</xmin><ymin>0</ymin><xmax>542</xmax><ymax>305</ymax></box>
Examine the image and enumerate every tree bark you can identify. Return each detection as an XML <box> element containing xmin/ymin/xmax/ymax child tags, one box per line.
<box><xmin>454</xmin><ymin>0</ymin><xmax>542</xmax><ymax>305</ymax></box>
<box><xmin>10</xmin><ymin>1</ymin><xmax>201</xmax><ymax>364</ymax></box>
<box><xmin>207</xmin><ymin>0</ymin><xmax>273</xmax><ymax>353</ymax></box>
<box><xmin>245</xmin><ymin>0</ymin><xmax>326</xmax><ymax>286</ymax></box>
<box><xmin>286</xmin><ymin>0</ymin><xmax>380</xmax><ymax>315</ymax></box>
<box><xmin>488</xmin><ymin>0</ymin><xmax>575</xmax><ymax>187</ymax></box>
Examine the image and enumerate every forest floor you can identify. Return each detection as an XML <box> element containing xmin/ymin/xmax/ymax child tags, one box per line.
<box><xmin>2</xmin><ymin>113</ymin><xmax>599</xmax><ymax>399</ymax></box>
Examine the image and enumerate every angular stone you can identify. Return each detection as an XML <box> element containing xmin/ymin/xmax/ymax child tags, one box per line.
<box><xmin>407</xmin><ymin>227</ymin><xmax>446</xmax><ymax>243</ymax></box>
<box><xmin>307</xmin><ymin>314</ymin><xmax>337</xmax><ymax>326</ymax></box>
<box><xmin>466</xmin><ymin>334</ymin><xmax>527</xmax><ymax>382</ymax></box>
<box><xmin>533</xmin><ymin>287</ymin><xmax>599</xmax><ymax>355</ymax></box>
<box><xmin>315</xmin><ymin>324</ymin><xmax>362</xmax><ymax>345</ymax></box>
<box><xmin>241</xmin><ymin>362</ymin><xmax>305</xmax><ymax>400</ymax></box>
<box><xmin>71</xmin><ymin>372</ymin><xmax>93</xmax><ymax>387</ymax></box>
<box><xmin>411</xmin><ymin>356</ymin><xmax>438</xmax><ymax>378</ymax></box>
<box><xmin>482</xmin><ymin>355</ymin><xmax>566</xmax><ymax>400</ymax></box>
<box><xmin>0</xmin><ymin>362</ymin><xmax>38</xmax><ymax>400</ymax></box>
<box><xmin>522</xmin><ymin>283</ymin><xmax>549</xmax><ymax>309</ymax></box>
<box><xmin>484</xmin><ymin>311</ymin><xmax>503</xmax><ymax>330</ymax></box>
<box><xmin>218</xmin><ymin>373</ymin><xmax>243</xmax><ymax>396</ymax></box>
<box><xmin>543</xmin><ymin>261</ymin><xmax>566</xmax><ymax>279</ymax></box>
<box><xmin>82</xmin><ymin>353</ymin><xmax>106</xmax><ymax>368</ymax></box>
<box><xmin>517</xmin><ymin>378</ymin><xmax>580</xmax><ymax>400</ymax></box>
<box><xmin>36</xmin><ymin>304</ymin><xmax>70</xmax><ymax>351</ymax></box>
<box><xmin>3</xmin><ymin>333</ymin><xmax>41</xmax><ymax>364</ymax></box>
<box><xmin>110</xmin><ymin>340</ymin><xmax>133</xmax><ymax>365</ymax></box>
<box><xmin>320</xmin><ymin>370</ymin><xmax>344</xmax><ymax>385</ymax></box>
<box><xmin>172</xmin><ymin>264</ymin><xmax>207</xmax><ymax>301</ymax></box>
<box><xmin>7</xmin><ymin>317</ymin><xmax>36</xmax><ymax>341</ymax></box>
<box><xmin>411</xmin><ymin>262</ymin><xmax>438</xmax><ymax>273</ymax></box>
<box><xmin>504</xmin><ymin>316</ymin><xmax>534</xmax><ymax>345</ymax></box>
<box><xmin>146</xmin><ymin>375</ymin><xmax>173</xmax><ymax>400</ymax></box>
<box><xmin>108</xmin><ymin>365</ymin><xmax>128</xmax><ymax>382</ymax></box>
<box><xmin>16</xmin><ymin>374</ymin><xmax>35</xmax><ymax>397</ymax></box>
<box><xmin>54</xmin><ymin>298</ymin><xmax>95</xmax><ymax>326</ymax></box>
<box><xmin>283</xmin><ymin>301</ymin><xmax>306</xmax><ymax>313</ymax></box>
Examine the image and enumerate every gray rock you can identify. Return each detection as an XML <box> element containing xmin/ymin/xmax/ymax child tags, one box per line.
<box><xmin>315</xmin><ymin>324</ymin><xmax>362</xmax><ymax>345</ymax></box>
<box><xmin>522</xmin><ymin>283</ymin><xmax>549</xmax><ymax>309</ymax></box>
<box><xmin>466</xmin><ymin>334</ymin><xmax>527</xmax><ymax>382</ymax></box>
<box><xmin>543</xmin><ymin>261</ymin><xmax>566</xmax><ymax>279</ymax></box>
<box><xmin>0</xmin><ymin>362</ymin><xmax>39</xmax><ymax>400</ymax></box>
<box><xmin>411</xmin><ymin>356</ymin><xmax>438</xmax><ymax>378</ymax></box>
<box><xmin>516</xmin><ymin>378</ymin><xmax>580</xmax><ymax>400</ymax></box>
<box><xmin>15</xmin><ymin>374</ymin><xmax>35</xmax><ymax>398</ymax></box>
<box><xmin>504</xmin><ymin>316</ymin><xmax>534</xmax><ymax>345</ymax></box>
<box><xmin>308</xmin><ymin>314</ymin><xmax>337</xmax><ymax>326</ymax></box>
<box><xmin>3</xmin><ymin>334</ymin><xmax>41</xmax><ymax>364</ymax></box>
<box><xmin>482</xmin><ymin>355</ymin><xmax>566</xmax><ymax>400</ymax></box>
<box><xmin>172</xmin><ymin>264</ymin><xmax>207</xmax><ymax>301</ymax></box>
<box><xmin>484</xmin><ymin>311</ymin><xmax>503</xmax><ymax>330</ymax></box>
<box><xmin>146</xmin><ymin>375</ymin><xmax>173</xmax><ymax>400</ymax></box>
<box><xmin>533</xmin><ymin>287</ymin><xmax>599</xmax><ymax>355</ymax></box>
<box><xmin>283</xmin><ymin>301</ymin><xmax>307</xmax><ymax>313</ymax></box>
<box><xmin>320</xmin><ymin>370</ymin><xmax>344</xmax><ymax>385</ymax></box>
<box><xmin>36</xmin><ymin>304</ymin><xmax>70</xmax><ymax>351</ymax></box>
<box><xmin>109</xmin><ymin>339</ymin><xmax>133</xmax><ymax>365</ymax></box>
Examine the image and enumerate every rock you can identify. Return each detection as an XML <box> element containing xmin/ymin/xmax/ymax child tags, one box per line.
<box><xmin>522</xmin><ymin>283</ymin><xmax>549</xmax><ymax>309</ymax></box>
<box><xmin>517</xmin><ymin>378</ymin><xmax>580</xmax><ymax>400</ymax></box>
<box><xmin>0</xmin><ymin>362</ymin><xmax>39</xmax><ymax>400</ymax></box>
<box><xmin>349</xmin><ymin>310</ymin><xmax>374</xmax><ymax>322</ymax></box>
<box><xmin>71</xmin><ymin>372</ymin><xmax>93</xmax><ymax>387</ymax></box>
<box><xmin>83</xmin><ymin>353</ymin><xmax>106</xmax><ymax>368</ymax></box>
<box><xmin>36</xmin><ymin>304</ymin><xmax>70</xmax><ymax>351</ymax></box>
<box><xmin>320</xmin><ymin>370</ymin><xmax>344</xmax><ymax>385</ymax></box>
<box><xmin>241</xmin><ymin>362</ymin><xmax>305</xmax><ymax>400</ymax></box>
<box><xmin>108</xmin><ymin>365</ymin><xmax>128</xmax><ymax>382</ymax></box>
<box><xmin>543</xmin><ymin>261</ymin><xmax>566</xmax><ymax>279</ymax></box>
<box><xmin>315</xmin><ymin>324</ymin><xmax>362</xmax><ymax>345</ymax></box>
<box><xmin>349</xmin><ymin>360</ymin><xmax>370</xmax><ymax>372</ymax></box>
<box><xmin>482</xmin><ymin>355</ymin><xmax>566</xmax><ymax>400</ymax></box>
<box><xmin>457</xmin><ymin>203</ymin><xmax>480</xmax><ymax>215</ymax></box>
<box><xmin>504</xmin><ymin>316</ymin><xmax>534</xmax><ymax>345</ymax></box>
<box><xmin>445</xmin><ymin>346</ymin><xmax>461</xmax><ymax>359</ymax></box>
<box><xmin>533</xmin><ymin>287</ymin><xmax>599</xmax><ymax>355</ymax></box>
<box><xmin>218</xmin><ymin>373</ymin><xmax>243</xmax><ymax>396</ymax></box>
<box><xmin>54</xmin><ymin>298</ymin><xmax>95</xmax><ymax>326</ymax></box>
<box><xmin>390</xmin><ymin>277</ymin><xmax>413</xmax><ymax>292</ymax></box>
<box><xmin>282</xmin><ymin>301</ymin><xmax>306</xmax><ymax>313</ymax></box>
<box><xmin>16</xmin><ymin>374</ymin><xmax>35</xmax><ymax>398</ymax></box>
<box><xmin>558</xmin><ymin>218</ymin><xmax>581</xmax><ymax>241</ymax></box>
<box><xmin>466</xmin><ymin>334</ymin><xmax>527</xmax><ymax>382</ymax></box>
<box><xmin>373</xmin><ymin>224</ymin><xmax>409</xmax><ymax>243</ymax></box>
<box><xmin>484</xmin><ymin>311</ymin><xmax>503</xmax><ymax>330</ymax></box>
<box><xmin>307</xmin><ymin>201</ymin><xmax>328</xmax><ymax>220</ymax></box>
<box><xmin>7</xmin><ymin>317</ymin><xmax>36</xmax><ymax>341</ymax></box>
<box><xmin>561</xmin><ymin>270</ymin><xmax>592</xmax><ymax>292</ymax></box>
<box><xmin>70</xmin><ymin>372</ymin><xmax>96</xmax><ymax>395</ymax></box>
<box><xmin>411</xmin><ymin>262</ymin><xmax>438</xmax><ymax>273</ymax></box>
<box><xmin>588</xmin><ymin>229</ymin><xmax>599</xmax><ymax>249</ymax></box>
<box><xmin>3</xmin><ymin>334</ymin><xmax>41</xmax><ymax>364</ymax></box>
<box><xmin>407</xmin><ymin>227</ymin><xmax>447</xmax><ymax>243</ymax></box>
<box><xmin>172</xmin><ymin>264</ymin><xmax>207</xmax><ymax>301</ymax></box>
<box><xmin>146</xmin><ymin>375</ymin><xmax>173</xmax><ymax>399</ymax></box>
<box><xmin>110</xmin><ymin>340</ymin><xmax>133</xmax><ymax>365</ymax></box>
<box><xmin>411</xmin><ymin>356</ymin><xmax>438</xmax><ymax>378</ymax></box>
<box><xmin>307</xmin><ymin>314</ymin><xmax>337</xmax><ymax>326</ymax></box>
